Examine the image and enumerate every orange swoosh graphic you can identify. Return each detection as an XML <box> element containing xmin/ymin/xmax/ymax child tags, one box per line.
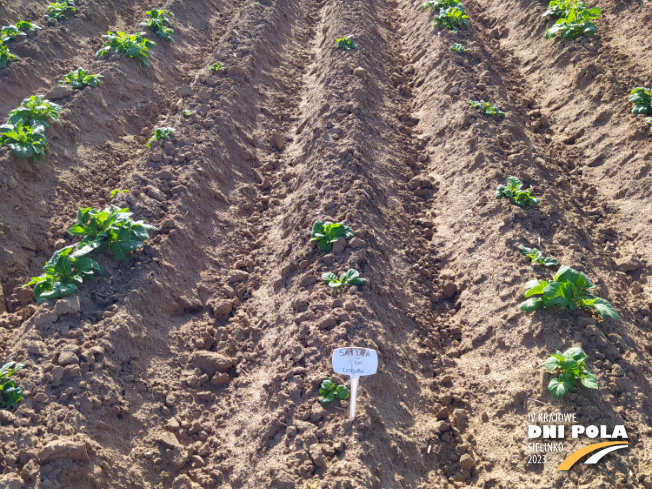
<box><xmin>556</xmin><ymin>442</ymin><xmax>628</xmax><ymax>470</ymax></box>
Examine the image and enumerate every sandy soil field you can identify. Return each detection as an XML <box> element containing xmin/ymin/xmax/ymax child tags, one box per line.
<box><xmin>1</xmin><ymin>0</ymin><xmax>652</xmax><ymax>487</ymax></box>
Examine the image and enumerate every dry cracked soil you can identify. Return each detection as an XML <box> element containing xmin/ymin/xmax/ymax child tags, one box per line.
<box><xmin>1</xmin><ymin>0</ymin><xmax>652</xmax><ymax>488</ymax></box>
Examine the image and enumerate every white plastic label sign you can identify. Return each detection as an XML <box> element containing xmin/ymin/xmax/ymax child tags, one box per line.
<box><xmin>332</xmin><ymin>347</ymin><xmax>378</xmax><ymax>377</ymax></box>
<box><xmin>332</xmin><ymin>347</ymin><xmax>378</xmax><ymax>420</ymax></box>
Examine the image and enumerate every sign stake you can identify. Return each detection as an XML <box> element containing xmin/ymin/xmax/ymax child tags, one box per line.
<box><xmin>331</xmin><ymin>347</ymin><xmax>378</xmax><ymax>421</ymax></box>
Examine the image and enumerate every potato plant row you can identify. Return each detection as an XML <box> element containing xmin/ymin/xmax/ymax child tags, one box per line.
<box><xmin>413</xmin><ymin>0</ymin><xmax>632</xmax><ymax>401</ymax></box>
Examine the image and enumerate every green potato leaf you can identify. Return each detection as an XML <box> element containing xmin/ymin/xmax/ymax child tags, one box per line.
<box><xmin>524</xmin><ymin>280</ymin><xmax>548</xmax><ymax>297</ymax></box>
<box><xmin>519</xmin><ymin>297</ymin><xmax>543</xmax><ymax>311</ymax></box>
<box><xmin>310</xmin><ymin>221</ymin><xmax>354</xmax><ymax>252</ymax></box>
<box><xmin>318</xmin><ymin>378</ymin><xmax>348</xmax><ymax>404</ymax></box>
<box><xmin>96</xmin><ymin>31</ymin><xmax>155</xmax><ymax>66</ymax></box>
<box><xmin>469</xmin><ymin>99</ymin><xmax>504</xmax><ymax>117</ymax></box>
<box><xmin>579</xmin><ymin>372</ymin><xmax>598</xmax><ymax>390</ymax></box>
<box><xmin>318</xmin><ymin>393</ymin><xmax>335</xmax><ymax>404</ymax></box>
<box><xmin>562</xmin><ymin>347</ymin><xmax>587</xmax><ymax>362</ymax></box>
<box><xmin>451</xmin><ymin>43</ymin><xmax>469</xmax><ymax>53</ymax></box>
<box><xmin>495</xmin><ymin>177</ymin><xmax>539</xmax><ymax>207</ymax></box>
<box><xmin>537</xmin><ymin>347</ymin><xmax>597</xmax><ymax>398</ymax></box>
<box><xmin>147</xmin><ymin>127</ymin><xmax>174</xmax><ymax>147</ymax></box>
<box><xmin>336</xmin><ymin>35</ymin><xmax>357</xmax><ymax>51</ymax></box>
<box><xmin>59</xmin><ymin>67</ymin><xmax>103</xmax><ymax>89</ymax></box>
<box><xmin>545</xmin><ymin>2</ymin><xmax>600</xmax><ymax>41</ymax></box>
<box><xmin>335</xmin><ymin>385</ymin><xmax>350</xmax><ymax>400</ymax></box>
<box><xmin>548</xmin><ymin>377</ymin><xmax>574</xmax><ymax>398</ymax></box>
<box><xmin>542</xmin><ymin>281</ymin><xmax>571</xmax><ymax>308</ymax></box>
<box><xmin>588</xmin><ymin>298</ymin><xmax>620</xmax><ymax>321</ymax></box>
<box><xmin>537</xmin><ymin>356</ymin><xmax>561</xmax><ymax>371</ymax></box>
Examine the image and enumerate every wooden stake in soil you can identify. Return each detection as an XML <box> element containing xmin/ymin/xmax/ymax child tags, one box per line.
<box><xmin>332</xmin><ymin>347</ymin><xmax>378</xmax><ymax>421</ymax></box>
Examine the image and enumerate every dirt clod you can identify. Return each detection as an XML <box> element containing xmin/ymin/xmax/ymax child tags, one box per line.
<box><xmin>191</xmin><ymin>351</ymin><xmax>233</xmax><ymax>375</ymax></box>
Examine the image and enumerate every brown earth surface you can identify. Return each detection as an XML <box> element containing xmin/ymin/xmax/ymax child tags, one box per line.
<box><xmin>1</xmin><ymin>0</ymin><xmax>652</xmax><ymax>487</ymax></box>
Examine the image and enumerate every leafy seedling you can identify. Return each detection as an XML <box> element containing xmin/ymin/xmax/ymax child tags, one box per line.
<box><xmin>336</xmin><ymin>35</ymin><xmax>357</xmax><ymax>51</ymax></box>
<box><xmin>59</xmin><ymin>67</ymin><xmax>103</xmax><ymax>88</ymax></box>
<box><xmin>140</xmin><ymin>9</ymin><xmax>175</xmax><ymax>43</ymax></box>
<box><xmin>432</xmin><ymin>5</ymin><xmax>469</xmax><ymax>32</ymax></box>
<box><xmin>209</xmin><ymin>61</ymin><xmax>225</xmax><ymax>72</ymax></box>
<box><xmin>422</xmin><ymin>0</ymin><xmax>462</xmax><ymax>10</ymax></box>
<box><xmin>147</xmin><ymin>127</ymin><xmax>174</xmax><ymax>147</ymax></box>
<box><xmin>541</xmin><ymin>0</ymin><xmax>574</xmax><ymax>20</ymax></box>
<box><xmin>109</xmin><ymin>189</ymin><xmax>129</xmax><ymax>198</ymax></box>
<box><xmin>318</xmin><ymin>378</ymin><xmax>350</xmax><ymax>405</ymax></box>
<box><xmin>0</xmin><ymin>362</ymin><xmax>26</xmax><ymax>409</ymax></box>
<box><xmin>645</xmin><ymin>117</ymin><xmax>652</xmax><ymax>133</ymax></box>
<box><xmin>451</xmin><ymin>43</ymin><xmax>469</xmax><ymax>53</ymax></box>
<box><xmin>469</xmin><ymin>99</ymin><xmax>504</xmax><ymax>117</ymax></box>
<box><xmin>25</xmin><ymin>245</ymin><xmax>104</xmax><ymax>304</ymax></box>
<box><xmin>46</xmin><ymin>0</ymin><xmax>76</xmax><ymax>20</ymax></box>
<box><xmin>1</xmin><ymin>26</ymin><xmax>27</xmax><ymax>42</ymax></box>
<box><xmin>0</xmin><ymin>42</ymin><xmax>17</xmax><ymax>68</ymax></box>
<box><xmin>16</xmin><ymin>21</ymin><xmax>42</xmax><ymax>33</ymax></box>
<box><xmin>520</xmin><ymin>265</ymin><xmax>620</xmax><ymax>320</ymax></box>
<box><xmin>0</xmin><ymin>123</ymin><xmax>48</xmax><ymax>161</ymax></box>
<box><xmin>322</xmin><ymin>269</ymin><xmax>368</xmax><ymax>289</ymax></box>
<box><xmin>629</xmin><ymin>87</ymin><xmax>652</xmax><ymax>115</ymax></box>
<box><xmin>519</xmin><ymin>245</ymin><xmax>559</xmax><ymax>268</ymax></box>
<box><xmin>183</xmin><ymin>109</ymin><xmax>196</xmax><ymax>118</ymax></box>
<box><xmin>311</xmin><ymin>221</ymin><xmax>354</xmax><ymax>252</ymax></box>
<box><xmin>537</xmin><ymin>347</ymin><xmax>598</xmax><ymax>398</ymax></box>
<box><xmin>96</xmin><ymin>31</ymin><xmax>156</xmax><ymax>67</ymax></box>
<box><xmin>8</xmin><ymin>95</ymin><xmax>62</xmax><ymax>128</ymax></box>
<box><xmin>67</xmin><ymin>205</ymin><xmax>158</xmax><ymax>260</ymax></box>
<box><xmin>545</xmin><ymin>4</ymin><xmax>600</xmax><ymax>40</ymax></box>
<box><xmin>495</xmin><ymin>177</ymin><xmax>540</xmax><ymax>207</ymax></box>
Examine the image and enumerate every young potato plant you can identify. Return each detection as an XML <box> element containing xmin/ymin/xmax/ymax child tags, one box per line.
<box><xmin>67</xmin><ymin>206</ymin><xmax>158</xmax><ymax>260</ymax></box>
<box><xmin>519</xmin><ymin>245</ymin><xmax>559</xmax><ymax>268</ymax></box>
<box><xmin>96</xmin><ymin>32</ymin><xmax>156</xmax><ymax>67</ymax></box>
<box><xmin>183</xmin><ymin>109</ymin><xmax>196</xmax><ymax>118</ymax></box>
<box><xmin>469</xmin><ymin>100</ymin><xmax>504</xmax><ymax>117</ymax></box>
<box><xmin>311</xmin><ymin>221</ymin><xmax>354</xmax><ymax>252</ymax></box>
<box><xmin>59</xmin><ymin>68</ymin><xmax>103</xmax><ymax>88</ymax></box>
<box><xmin>1</xmin><ymin>25</ymin><xmax>27</xmax><ymax>42</ymax></box>
<box><xmin>432</xmin><ymin>5</ymin><xmax>469</xmax><ymax>32</ymax></box>
<box><xmin>495</xmin><ymin>177</ymin><xmax>540</xmax><ymax>207</ymax></box>
<box><xmin>646</xmin><ymin>117</ymin><xmax>652</xmax><ymax>133</ymax></box>
<box><xmin>8</xmin><ymin>95</ymin><xmax>62</xmax><ymax>128</ymax></box>
<box><xmin>0</xmin><ymin>123</ymin><xmax>48</xmax><ymax>161</ymax></box>
<box><xmin>629</xmin><ymin>87</ymin><xmax>652</xmax><ymax>115</ymax></box>
<box><xmin>210</xmin><ymin>61</ymin><xmax>225</xmax><ymax>72</ymax></box>
<box><xmin>318</xmin><ymin>378</ymin><xmax>350</xmax><ymax>405</ymax></box>
<box><xmin>541</xmin><ymin>0</ymin><xmax>574</xmax><ymax>20</ymax></box>
<box><xmin>545</xmin><ymin>4</ymin><xmax>600</xmax><ymax>40</ymax></box>
<box><xmin>147</xmin><ymin>127</ymin><xmax>174</xmax><ymax>147</ymax></box>
<box><xmin>336</xmin><ymin>35</ymin><xmax>357</xmax><ymax>51</ymax></box>
<box><xmin>520</xmin><ymin>265</ymin><xmax>620</xmax><ymax>320</ymax></box>
<box><xmin>0</xmin><ymin>362</ymin><xmax>26</xmax><ymax>409</ymax></box>
<box><xmin>140</xmin><ymin>10</ymin><xmax>175</xmax><ymax>43</ymax></box>
<box><xmin>0</xmin><ymin>42</ymin><xmax>17</xmax><ymax>68</ymax></box>
<box><xmin>537</xmin><ymin>347</ymin><xmax>597</xmax><ymax>398</ymax></box>
<box><xmin>26</xmin><ymin>245</ymin><xmax>104</xmax><ymax>304</ymax></box>
<box><xmin>16</xmin><ymin>21</ymin><xmax>42</xmax><ymax>33</ymax></box>
<box><xmin>46</xmin><ymin>0</ymin><xmax>76</xmax><ymax>20</ymax></box>
<box><xmin>422</xmin><ymin>0</ymin><xmax>461</xmax><ymax>10</ymax></box>
<box><xmin>451</xmin><ymin>43</ymin><xmax>469</xmax><ymax>53</ymax></box>
<box><xmin>322</xmin><ymin>269</ymin><xmax>367</xmax><ymax>289</ymax></box>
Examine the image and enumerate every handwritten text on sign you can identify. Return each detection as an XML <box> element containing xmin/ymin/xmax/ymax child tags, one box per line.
<box><xmin>332</xmin><ymin>348</ymin><xmax>378</xmax><ymax>377</ymax></box>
